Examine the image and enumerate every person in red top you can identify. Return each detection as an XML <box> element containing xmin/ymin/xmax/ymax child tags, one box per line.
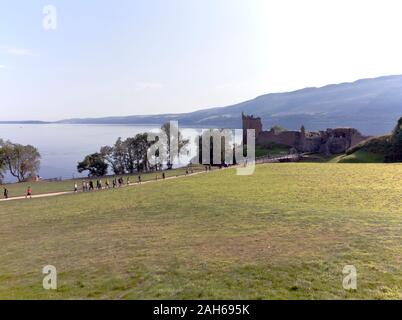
<box><xmin>26</xmin><ymin>186</ymin><xmax>32</xmax><ymax>199</ymax></box>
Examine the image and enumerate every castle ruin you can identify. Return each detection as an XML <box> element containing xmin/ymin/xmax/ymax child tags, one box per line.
<box><xmin>242</xmin><ymin>113</ymin><xmax>369</xmax><ymax>155</ymax></box>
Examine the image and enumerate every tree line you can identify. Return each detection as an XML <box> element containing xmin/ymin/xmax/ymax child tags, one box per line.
<box><xmin>77</xmin><ymin>122</ymin><xmax>190</xmax><ymax>177</ymax></box>
<box><xmin>76</xmin><ymin>125</ymin><xmax>249</xmax><ymax>178</ymax></box>
<box><xmin>0</xmin><ymin>140</ymin><xmax>41</xmax><ymax>183</ymax></box>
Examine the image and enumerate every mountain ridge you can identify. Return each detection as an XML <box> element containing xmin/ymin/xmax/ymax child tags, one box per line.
<box><xmin>2</xmin><ymin>75</ymin><xmax>402</xmax><ymax>135</ymax></box>
<box><xmin>58</xmin><ymin>75</ymin><xmax>402</xmax><ymax>135</ymax></box>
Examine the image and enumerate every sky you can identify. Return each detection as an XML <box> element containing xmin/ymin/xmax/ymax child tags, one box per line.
<box><xmin>1</xmin><ymin>0</ymin><xmax>402</xmax><ymax>121</ymax></box>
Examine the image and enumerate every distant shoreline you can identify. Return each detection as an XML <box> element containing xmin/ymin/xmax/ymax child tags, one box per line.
<box><xmin>0</xmin><ymin>121</ymin><xmax>51</xmax><ymax>124</ymax></box>
<box><xmin>0</xmin><ymin>122</ymin><xmax>223</xmax><ymax>129</ymax></box>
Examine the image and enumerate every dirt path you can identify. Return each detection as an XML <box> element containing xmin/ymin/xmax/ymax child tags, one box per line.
<box><xmin>0</xmin><ymin>169</ymin><xmax>212</xmax><ymax>203</ymax></box>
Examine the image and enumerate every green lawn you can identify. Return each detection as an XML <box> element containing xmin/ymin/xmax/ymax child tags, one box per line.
<box><xmin>0</xmin><ymin>163</ymin><xmax>401</xmax><ymax>299</ymax></box>
<box><xmin>255</xmin><ymin>144</ymin><xmax>290</xmax><ymax>158</ymax></box>
<box><xmin>1</xmin><ymin>165</ymin><xmax>205</xmax><ymax>198</ymax></box>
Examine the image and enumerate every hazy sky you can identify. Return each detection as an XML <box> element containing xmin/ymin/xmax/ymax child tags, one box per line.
<box><xmin>1</xmin><ymin>0</ymin><xmax>402</xmax><ymax>121</ymax></box>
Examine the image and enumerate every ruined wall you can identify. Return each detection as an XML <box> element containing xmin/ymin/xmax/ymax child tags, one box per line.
<box><xmin>242</xmin><ymin>113</ymin><xmax>369</xmax><ymax>155</ymax></box>
<box><xmin>257</xmin><ymin>130</ymin><xmax>300</xmax><ymax>148</ymax></box>
<box><xmin>319</xmin><ymin>128</ymin><xmax>369</xmax><ymax>155</ymax></box>
<box><xmin>300</xmin><ymin>135</ymin><xmax>323</xmax><ymax>153</ymax></box>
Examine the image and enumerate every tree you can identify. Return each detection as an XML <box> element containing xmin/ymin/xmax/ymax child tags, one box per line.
<box><xmin>100</xmin><ymin>143</ymin><xmax>125</xmax><ymax>175</ymax></box>
<box><xmin>123</xmin><ymin>133</ymin><xmax>152</xmax><ymax>173</ymax></box>
<box><xmin>161</xmin><ymin>122</ymin><xmax>189</xmax><ymax>169</ymax></box>
<box><xmin>122</xmin><ymin>137</ymin><xmax>137</xmax><ymax>173</ymax></box>
<box><xmin>77</xmin><ymin>153</ymin><xmax>108</xmax><ymax>177</ymax></box>
<box><xmin>0</xmin><ymin>140</ymin><xmax>6</xmax><ymax>183</ymax></box>
<box><xmin>97</xmin><ymin>134</ymin><xmax>155</xmax><ymax>175</ymax></box>
<box><xmin>386</xmin><ymin>116</ymin><xmax>402</xmax><ymax>162</ymax></box>
<box><xmin>111</xmin><ymin>137</ymin><xmax>128</xmax><ymax>175</ymax></box>
<box><xmin>0</xmin><ymin>140</ymin><xmax>41</xmax><ymax>182</ymax></box>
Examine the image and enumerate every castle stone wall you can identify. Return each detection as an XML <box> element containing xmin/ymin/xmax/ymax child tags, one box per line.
<box><xmin>242</xmin><ymin>113</ymin><xmax>369</xmax><ymax>155</ymax></box>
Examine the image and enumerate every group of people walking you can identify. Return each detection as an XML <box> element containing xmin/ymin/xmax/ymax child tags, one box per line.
<box><xmin>2</xmin><ymin>168</ymin><xmax>197</xmax><ymax>200</ymax></box>
<box><xmin>78</xmin><ymin>174</ymin><xmax>148</xmax><ymax>193</ymax></box>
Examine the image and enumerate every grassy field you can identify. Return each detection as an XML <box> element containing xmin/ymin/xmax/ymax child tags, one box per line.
<box><xmin>1</xmin><ymin>165</ymin><xmax>205</xmax><ymax>198</ymax></box>
<box><xmin>0</xmin><ymin>163</ymin><xmax>401</xmax><ymax>299</ymax></box>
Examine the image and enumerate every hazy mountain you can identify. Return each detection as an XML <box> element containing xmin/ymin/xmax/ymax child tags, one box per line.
<box><xmin>60</xmin><ymin>75</ymin><xmax>402</xmax><ymax>135</ymax></box>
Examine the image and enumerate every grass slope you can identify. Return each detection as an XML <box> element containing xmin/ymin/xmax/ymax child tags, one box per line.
<box><xmin>338</xmin><ymin>135</ymin><xmax>393</xmax><ymax>163</ymax></box>
<box><xmin>1</xmin><ymin>166</ymin><xmax>204</xmax><ymax>198</ymax></box>
<box><xmin>0</xmin><ymin>163</ymin><xmax>401</xmax><ymax>299</ymax></box>
<box><xmin>331</xmin><ymin>151</ymin><xmax>385</xmax><ymax>163</ymax></box>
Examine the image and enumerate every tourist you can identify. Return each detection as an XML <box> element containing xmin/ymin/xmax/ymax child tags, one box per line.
<box><xmin>99</xmin><ymin>179</ymin><xmax>103</xmax><ymax>190</ymax></box>
<box><xmin>162</xmin><ymin>172</ymin><xmax>165</xmax><ymax>180</ymax></box>
<box><xmin>105</xmin><ymin>179</ymin><xmax>110</xmax><ymax>189</ymax></box>
<box><xmin>26</xmin><ymin>186</ymin><xmax>32</xmax><ymax>199</ymax></box>
<box><xmin>3</xmin><ymin>188</ymin><xmax>8</xmax><ymax>199</ymax></box>
<box><xmin>127</xmin><ymin>177</ymin><xmax>130</xmax><ymax>185</ymax></box>
<box><xmin>138</xmin><ymin>175</ymin><xmax>142</xmax><ymax>184</ymax></box>
<box><xmin>112</xmin><ymin>179</ymin><xmax>116</xmax><ymax>188</ymax></box>
<box><xmin>74</xmin><ymin>183</ymin><xmax>78</xmax><ymax>193</ymax></box>
<box><xmin>89</xmin><ymin>181</ymin><xmax>94</xmax><ymax>191</ymax></box>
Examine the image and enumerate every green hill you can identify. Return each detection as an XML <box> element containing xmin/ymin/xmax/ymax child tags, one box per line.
<box><xmin>332</xmin><ymin>150</ymin><xmax>385</xmax><ymax>163</ymax></box>
<box><xmin>335</xmin><ymin>116</ymin><xmax>402</xmax><ymax>163</ymax></box>
<box><xmin>332</xmin><ymin>135</ymin><xmax>392</xmax><ymax>163</ymax></box>
<box><xmin>347</xmin><ymin>135</ymin><xmax>392</xmax><ymax>156</ymax></box>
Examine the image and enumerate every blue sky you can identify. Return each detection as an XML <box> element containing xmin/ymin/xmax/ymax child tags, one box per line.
<box><xmin>2</xmin><ymin>0</ymin><xmax>402</xmax><ymax>120</ymax></box>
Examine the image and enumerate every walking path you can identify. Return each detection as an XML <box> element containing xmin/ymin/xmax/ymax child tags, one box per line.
<box><xmin>0</xmin><ymin>154</ymin><xmax>302</xmax><ymax>203</ymax></box>
<box><xmin>255</xmin><ymin>153</ymin><xmax>302</xmax><ymax>164</ymax></box>
<box><xmin>0</xmin><ymin>169</ymin><xmax>211</xmax><ymax>203</ymax></box>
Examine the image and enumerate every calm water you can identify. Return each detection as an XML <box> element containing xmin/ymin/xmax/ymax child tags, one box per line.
<box><xmin>0</xmin><ymin>124</ymin><xmax>209</xmax><ymax>183</ymax></box>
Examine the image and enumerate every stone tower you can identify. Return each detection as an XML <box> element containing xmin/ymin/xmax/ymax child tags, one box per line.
<box><xmin>300</xmin><ymin>125</ymin><xmax>306</xmax><ymax>136</ymax></box>
<box><xmin>242</xmin><ymin>113</ymin><xmax>262</xmax><ymax>145</ymax></box>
